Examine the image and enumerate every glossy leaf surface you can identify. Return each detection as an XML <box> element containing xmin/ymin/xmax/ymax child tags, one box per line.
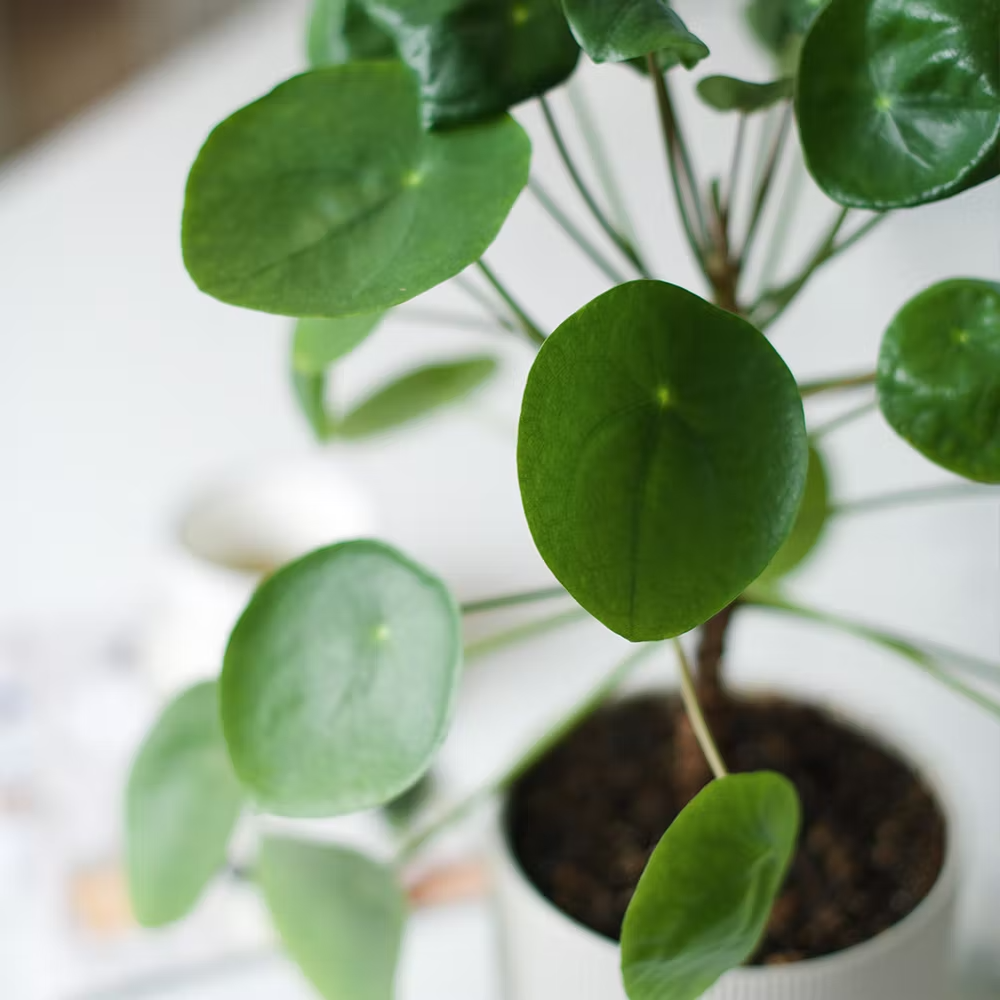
<box><xmin>221</xmin><ymin>540</ymin><xmax>462</xmax><ymax>816</ymax></box>
<box><xmin>259</xmin><ymin>838</ymin><xmax>405</xmax><ymax>1000</ymax></box>
<box><xmin>697</xmin><ymin>75</ymin><xmax>792</xmax><ymax>113</ymax></box>
<box><xmin>367</xmin><ymin>0</ymin><xmax>580</xmax><ymax>127</ymax></box>
<box><xmin>562</xmin><ymin>0</ymin><xmax>707</xmax><ymax>66</ymax></box>
<box><xmin>183</xmin><ymin>65</ymin><xmax>531</xmax><ymax>317</ymax></box>
<box><xmin>621</xmin><ymin>772</ymin><xmax>800</xmax><ymax>1000</ymax></box>
<box><xmin>126</xmin><ymin>683</ymin><xmax>243</xmax><ymax>926</ymax></box>
<box><xmin>337</xmin><ymin>356</ymin><xmax>497</xmax><ymax>438</ymax></box>
<box><xmin>293</xmin><ymin>313</ymin><xmax>384</xmax><ymax>375</ymax></box>
<box><xmin>758</xmin><ymin>444</ymin><xmax>830</xmax><ymax>583</ymax></box>
<box><xmin>797</xmin><ymin>0</ymin><xmax>1000</xmax><ymax>208</ymax></box>
<box><xmin>518</xmin><ymin>281</ymin><xmax>807</xmax><ymax>642</ymax></box>
<box><xmin>877</xmin><ymin>279</ymin><xmax>1000</xmax><ymax>483</ymax></box>
<box><xmin>307</xmin><ymin>0</ymin><xmax>397</xmax><ymax>67</ymax></box>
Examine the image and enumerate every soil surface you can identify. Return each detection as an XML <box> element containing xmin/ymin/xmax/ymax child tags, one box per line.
<box><xmin>507</xmin><ymin>694</ymin><xmax>945</xmax><ymax>965</ymax></box>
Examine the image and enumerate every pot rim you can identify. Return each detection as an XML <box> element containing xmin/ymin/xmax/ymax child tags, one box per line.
<box><xmin>495</xmin><ymin>684</ymin><xmax>960</xmax><ymax>980</ymax></box>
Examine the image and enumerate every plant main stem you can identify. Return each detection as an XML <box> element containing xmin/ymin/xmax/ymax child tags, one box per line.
<box><xmin>695</xmin><ymin>602</ymin><xmax>738</xmax><ymax>705</ymax></box>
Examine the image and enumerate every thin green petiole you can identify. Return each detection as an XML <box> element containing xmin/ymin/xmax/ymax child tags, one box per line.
<box><xmin>461</xmin><ymin>585</ymin><xmax>568</xmax><ymax>615</ymax></box>
<box><xmin>810</xmin><ymin>399</ymin><xmax>876</xmax><ymax>439</ymax></box>
<box><xmin>799</xmin><ymin>371</ymin><xmax>877</xmax><ymax>397</ymax></box>
<box><xmin>452</xmin><ymin>274</ymin><xmax>521</xmax><ymax>333</ymax></box>
<box><xmin>465</xmin><ymin>608</ymin><xmax>590</xmax><ymax>663</ymax></box>
<box><xmin>539</xmin><ymin>96</ymin><xmax>651</xmax><ymax>277</ymax></box>
<box><xmin>395</xmin><ymin>642</ymin><xmax>660</xmax><ymax>865</ymax></box>
<box><xmin>674</xmin><ymin>640</ymin><xmax>728</xmax><ymax>779</ymax></box>
<box><xmin>738</xmin><ymin>104</ymin><xmax>792</xmax><ymax>269</ymax></box>
<box><xmin>393</xmin><ymin>307</ymin><xmax>517</xmax><ymax>334</ymax></box>
<box><xmin>529</xmin><ymin>176</ymin><xmax>632</xmax><ymax>285</ymax></box>
<box><xmin>832</xmin><ymin>483</ymin><xmax>998</xmax><ymax>517</ymax></box>
<box><xmin>475</xmin><ymin>260</ymin><xmax>546</xmax><ymax>346</ymax></box>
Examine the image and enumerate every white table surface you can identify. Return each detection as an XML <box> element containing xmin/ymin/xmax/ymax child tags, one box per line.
<box><xmin>1</xmin><ymin>0</ymin><xmax>998</xmax><ymax>997</ymax></box>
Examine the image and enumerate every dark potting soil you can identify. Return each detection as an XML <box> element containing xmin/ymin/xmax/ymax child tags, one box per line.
<box><xmin>507</xmin><ymin>694</ymin><xmax>945</xmax><ymax>965</ymax></box>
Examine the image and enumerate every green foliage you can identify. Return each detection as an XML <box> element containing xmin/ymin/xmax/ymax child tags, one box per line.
<box><xmin>758</xmin><ymin>444</ymin><xmax>830</xmax><ymax>583</ymax></box>
<box><xmin>366</xmin><ymin>0</ymin><xmax>580</xmax><ymax>128</ymax></box>
<box><xmin>620</xmin><ymin>772</ymin><xmax>800</xmax><ymax>1000</ymax></box>
<box><xmin>518</xmin><ymin>281</ymin><xmax>808</xmax><ymax>642</ymax></box>
<box><xmin>336</xmin><ymin>356</ymin><xmax>498</xmax><ymax>438</ymax></box>
<box><xmin>259</xmin><ymin>838</ymin><xmax>405</xmax><ymax>1000</ymax></box>
<box><xmin>877</xmin><ymin>279</ymin><xmax>1000</xmax><ymax>483</ymax></box>
<box><xmin>746</xmin><ymin>0</ymin><xmax>822</xmax><ymax>61</ymax></box>
<box><xmin>796</xmin><ymin>0</ymin><xmax>1000</xmax><ymax>208</ymax></box>
<box><xmin>696</xmin><ymin>75</ymin><xmax>792</xmax><ymax>113</ymax></box>
<box><xmin>292</xmin><ymin>369</ymin><xmax>330</xmax><ymax>440</ymax></box>
<box><xmin>182</xmin><ymin>64</ymin><xmax>531</xmax><ymax>317</ymax></box>
<box><xmin>293</xmin><ymin>314</ymin><xmax>385</xmax><ymax>375</ymax></box>
<box><xmin>307</xmin><ymin>0</ymin><xmax>397</xmax><ymax>67</ymax></box>
<box><xmin>221</xmin><ymin>540</ymin><xmax>462</xmax><ymax>816</ymax></box>
<box><xmin>562</xmin><ymin>0</ymin><xmax>708</xmax><ymax>66</ymax></box>
<box><xmin>125</xmin><ymin>683</ymin><xmax>243</xmax><ymax>927</ymax></box>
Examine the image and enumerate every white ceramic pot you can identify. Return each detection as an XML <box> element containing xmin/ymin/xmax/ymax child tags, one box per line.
<box><xmin>493</xmin><ymin>698</ymin><xmax>959</xmax><ymax>1000</ymax></box>
<box><xmin>139</xmin><ymin>455</ymin><xmax>376</xmax><ymax>694</ymax></box>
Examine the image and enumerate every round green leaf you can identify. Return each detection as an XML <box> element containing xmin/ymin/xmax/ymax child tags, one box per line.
<box><xmin>758</xmin><ymin>444</ymin><xmax>830</xmax><ymax>583</ymax></box>
<box><xmin>221</xmin><ymin>539</ymin><xmax>462</xmax><ymax>816</ymax></box>
<box><xmin>696</xmin><ymin>75</ymin><xmax>793</xmax><ymax>114</ymax></box>
<box><xmin>125</xmin><ymin>682</ymin><xmax>243</xmax><ymax>927</ymax></box>
<box><xmin>336</xmin><ymin>356</ymin><xmax>497</xmax><ymax>438</ymax></box>
<box><xmin>621</xmin><ymin>772</ymin><xmax>800</xmax><ymax>1000</ymax></box>
<box><xmin>182</xmin><ymin>64</ymin><xmax>531</xmax><ymax>318</ymax></box>
<box><xmin>562</xmin><ymin>0</ymin><xmax>708</xmax><ymax>67</ymax></box>
<box><xmin>796</xmin><ymin>0</ymin><xmax>1000</xmax><ymax>209</ymax></box>
<box><xmin>259</xmin><ymin>838</ymin><xmax>405</xmax><ymax>1000</ymax></box>
<box><xmin>293</xmin><ymin>313</ymin><xmax>385</xmax><ymax>375</ymax></box>
<box><xmin>307</xmin><ymin>0</ymin><xmax>398</xmax><ymax>67</ymax></box>
<box><xmin>517</xmin><ymin>280</ymin><xmax>808</xmax><ymax>642</ymax></box>
<box><xmin>366</xmin><ymin>0</ymin><xmax>579</xmax><ymax>128</ymax></box>
<box><xmin>877</xmin><ymin>279</ymin><xmax>1000</xmax><ymax>483</ymax></box>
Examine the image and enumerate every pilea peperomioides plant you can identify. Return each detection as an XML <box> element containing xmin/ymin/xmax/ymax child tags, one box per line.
<box><xmin>126</xmin><ymin>0</ymin><xmax>1000</xmax><ymax>997</ymax></box>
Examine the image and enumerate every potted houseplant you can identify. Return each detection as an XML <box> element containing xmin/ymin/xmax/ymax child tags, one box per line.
<box><xmin>124</xmin><ymin>0</ymin><xmax>1000</xmax><ymax>998</ymax></box>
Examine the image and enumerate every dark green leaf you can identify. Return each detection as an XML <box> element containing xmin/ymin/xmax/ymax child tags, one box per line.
<box><xmin>365</xmin><ymin>0</ymin><xmax>580</xmax><ymax>128</ymax></box>
<box><xmin>221</xmin><ymin>539</ymin><xmax>462</xmax><ymax>816</ymax></box>
<box><xmin>293</xmin><ymin>314</ymin><xmax>384</xmax><ymax>375</ymax></box>
<box><xmin>307</xmin><ymin>0</ymin><xmax>397</xmax><ymax>67</ymax></box>
<box><xmin>183</xmin><ymin>65</ymin><xmax>531</xmax><ymax>317</ymax></box>
<box><xmin>517</xmin><ymin>280</ymin><xmax>808</xmax><ymax>642</ymax></box>
<box><xmin>337</xmin><ymin>356</ymin><xmax>497</xmax><ymax>438</ymax></box>
<box><xmin>621</xmin><ymin>772</ymin><xmax>800</xmax><ymax>1000</ymax></box>
<box><xmin>696</xmin><ymin>75</ymin><xmax>793</xmax><ymax>113</ymax></box>
<box><xmin>259</xmin><ymin>838</ymin><xmax>405</xmax><ymax>1000</ymax></box>
<box><xmin>291</xmin><ymin>369</ymin><xmax>330</xmax><ymax>441</ymax></box>
<box><xmin>877</xmin><ymin>279</ymin><xmax>1000</xmax><ymax>483</ymax></box>
<box><xmin>562</xmin><ymin>0</ymin><xmax>707</xmax><ymax>67</ymax></box>
<box><xmin>746</xmin><ymin>0</ymin><xmax>822</xmax><ymax>61</ymax></box>
<box><xmin>125</xmin><ymin>683</ymin><xmax>243</xmax><ymax>927</ymax></box>
<box><xmin>796</xmin><ymin>0</ymin><xmax>1000</xmax><ymax>209</ymax></box>
<box><xmin>758</xmin><ymin>444</ymin><xmax>830</xmax><ymax>582</ymax></box>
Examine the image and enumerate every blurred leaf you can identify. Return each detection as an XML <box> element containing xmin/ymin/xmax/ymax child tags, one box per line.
<box><xmin>126</xmin><ymin>683</ymin><xmax>243</xmax><ymax>926</ymax></box>
<box><xmin>260</xmin><ymin>838</ymin><xmax>405</xmax><ymax>1000</ymax></box>
<box><xmin>878</xmin><ymin>279</ymin><xmax>1000</xmax><ymax>483</ymax></box>
<box><xmin>293</xmin><ymin>313</ymin><xmax>385</xmax><ymax>374</ymax></box>
<box><xmin>517</xmin><ymin>280</ymin><xmax>807</xmax><ymax>642</ymax></box>
<box><xmin>366</xmin><ymin>0</ymin><xmax>579</xmax><ymax>128</ymax></box>
<box><xmin>337</xmin><ymin>356</ymin><xmax>497</xmax><ymax>438</ymax></box>
<box><xmin>796</xmin><ymin>0</ymin><xmax>1000</xmax><ymax>208</ymax></box>
<box><xmin>221</xmin><ymin>540</ymin><xmax>462</xmax><ymax>816</ymax></box>
<box><xmin>183</xmin><ymin>65</ymin><xmax>531</xmax><ymax>317</ymax></box>
<box><xmin>621</xmin><ymin>772</ymin><xmax>800</xmax><ymax>1000</ymax></box>
<box><xmin>307</xmin><ymin>0</ymin><xmax>397</xmax><ymax>67</ymax></box>
<box><xmin>562</xmin><ymin>0</ymin><xmax>707</xmax><ymax>66</ymax></box>
<box><xmin>696</xmin><ymin>75</ymin><xmax>792</xmax><ymax>113</ymax></box>
<box><xmin>746</xmin><ymin>0</ymin><xmax>822</xmax><ymax>61</ymax></box>
<box><xmin>291</xmin><ymin>369</ymin><xmax>330</xmax><ymax>441</ymax></box>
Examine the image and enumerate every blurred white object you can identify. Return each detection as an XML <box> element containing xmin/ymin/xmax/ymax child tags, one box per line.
<box><xmin>139</xmin><ymin>455</ymin><xmax>376</xmax><ymax>693</ymax></box>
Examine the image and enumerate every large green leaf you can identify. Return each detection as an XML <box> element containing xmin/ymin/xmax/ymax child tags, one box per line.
<box><xmin>877</xmin><ymin>279</ymin><xmax>1000</xmax><ymax>483</ymax></box>
<box><xmin>365</xmin><ymin>0</ymin><xmax>580</xmax><ymax>128</ymax></box>
<box><xmin>183</xmin><ymin>65</ymin><xmax>531</xmax><ymax>318</ymax></box>
<box><xmin>307</xmin><ymin>0</ymin><xmax>397</xmax><ymax>67</ymax></box>
<box><xmin>621</xmin><ymin>772</ymin><xmax>800</xmax><ymax>1000</ymax></box>
<box><xmin>758</xmin><ymin>444</ymin><xmax>830</xmax><ymax>583</ymax></box>
<box><xmin>796</xmin><ymin>0</ymin><xmax>1000</xmax><ymax>209</ymax></box>
<box><xmin>517</xmin><ymin>281</ymin><xmax>808</xmax><ymax>642</ymax></box>
<box><xmin>125</xmin><ymin>683</ymin><xmax>243</xmax><ymax>927</ymax></box>
<box><xmin>293</xmin><ymin>314</ymin><xmax>385</xmax><ymax>375</ymax></box>
<box><xmin>221</xmin><ymin>540</ymin><xmax>462</xmax><ymax>816</ymax></box>
<box><xmin>336</xmin><ymin>356</ymin><xmax>497</xmax><ymax>438</ymax></box>
<box><xmin>696</xmin><ymin>75</ymin><xmax>792</xmax><ymax>114</ymax></box>
<box><xmin>562</xmin><ymin>0</ymin><xmax>707</xmax><ymax>67</ymax></box>
<box><xmin>259</xmin><ymin>838</ymin><xmax>405</xmax><ymax>1000</ymax></box>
